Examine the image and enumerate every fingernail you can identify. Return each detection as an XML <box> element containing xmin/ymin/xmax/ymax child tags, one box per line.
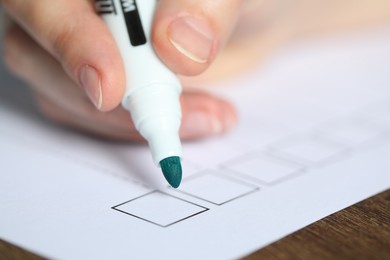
<box><xmin>182</xmin><ymin>111</ymin><xmax>223</xmax><ymax>136</ymax></box>
<box><xmin>168</xmin><ymin>16</ymin><xmax>214</xmax><ymax>63</ymax></box>
<box><xmin>79</xmin><ymin>65</ymin><xmax>102</xmax><ymax>110</ymax></box>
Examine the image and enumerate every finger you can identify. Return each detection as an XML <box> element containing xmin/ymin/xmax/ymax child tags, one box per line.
<box><xmin>2</xmin><ymin>0</ymin><xmax>125</xmax><ymax>111</ymax></box>
<box><xmin>3</xmin><ymin>22</ymin><xmax>136</xmax><ymax>132</ymax></box>
<box><xmin>34</xmin><ymin>90</ymin><xmax>237</xmax><ymax>142</ymax></box>
<box><xmin>180</xmin><ymin>92</ymin><xmax>237</xmax><ymax>140</ymax></box>
<box><xmin>152</xmin><ymin>0</ymin><xmax>242</xmax><ymax>76</ymax></box>
<box><xmin>34</xmin><ymin>93</ymin><xmax>144</xmax><ymax>141</ymax></box>
<box><xmin>3</xmin><ymin>22</ymin><xmax>237</xmax><ymax>141</ymax></box>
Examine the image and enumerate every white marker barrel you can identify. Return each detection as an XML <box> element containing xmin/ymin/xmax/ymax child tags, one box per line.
<box><xmin>96</xmin><ymin>0</ymin><xmax>182</xmax><ymax>165</ymax></box>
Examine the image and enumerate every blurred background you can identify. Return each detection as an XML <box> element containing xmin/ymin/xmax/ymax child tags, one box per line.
<box><xmin>182</xmin><ymin>0</ymin><xmax>390</xmax><ymax>84</ymax></box>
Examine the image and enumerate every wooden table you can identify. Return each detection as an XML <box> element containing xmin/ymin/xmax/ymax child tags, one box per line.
<box><xmin>1</xmin><ymin>189</ymin><xmax>389</xmax><ymax>259</ymax></box>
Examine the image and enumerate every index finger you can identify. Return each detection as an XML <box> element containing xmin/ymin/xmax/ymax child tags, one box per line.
<box><xmin>2</xmin><ymin>0</ymin><xmax>125</xmax><ymax>111</ymax></box>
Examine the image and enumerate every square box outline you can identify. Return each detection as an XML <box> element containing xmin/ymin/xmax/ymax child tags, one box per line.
<box><xmin>221</xmin><ymin>151</ymin><xmax>306</xmax><ymax>186</ymax></box>
<box><xmin>174</xmin><ymin>171</ymin><xmax>260</xmax><ymax>206</ymax></box>
<box><xmin>267</xmin><ymin>134</ymin><xmax>351</xmax><ymax>167</ymax></box>
<box><xmin>112</xmin><ymin>191</ymin><xmax>209</xmax><ymax>228</ymax></box>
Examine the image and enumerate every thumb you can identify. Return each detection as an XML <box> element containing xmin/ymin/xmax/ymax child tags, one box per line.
<box><xmin>152</xmin><ymin>0</ymin><xmax>242</xmax><ymax>76</ymax></box>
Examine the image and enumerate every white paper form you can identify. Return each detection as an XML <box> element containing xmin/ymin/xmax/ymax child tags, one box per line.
<box><xmin>1</xmin><ymin>27</ymin><xmax>390</xmax><ymax>259</ymax></box>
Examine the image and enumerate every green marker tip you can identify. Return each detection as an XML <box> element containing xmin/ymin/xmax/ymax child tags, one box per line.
<box><xmin>160</xmin><ymin>156</ymin><xmax>182</xmax><ymax>188</ymax></box>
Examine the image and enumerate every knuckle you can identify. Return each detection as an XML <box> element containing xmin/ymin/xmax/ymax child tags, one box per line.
<box><xmin>49</xmin><ymin>22</ymin><xmax>76</xmax><ymax>61</ymax></box>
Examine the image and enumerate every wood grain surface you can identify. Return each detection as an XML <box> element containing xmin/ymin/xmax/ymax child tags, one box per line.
<box><xmin>1</xmin><ymin>189</ymin><xmax>389</xmax><ymax>260</ymax></box>
<box><xmin>246</xmin><ymin>189</ymin><xmax>390</xmax><ymax>260</ymax></box>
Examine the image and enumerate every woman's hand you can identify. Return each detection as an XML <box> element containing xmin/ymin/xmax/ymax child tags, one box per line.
<box><xmin>2</xmin><ymin>0</ymin><xmax>252</xmax><ymax>140</ymax></box>
<box><xmin>2</xmin><ymin>0</ymin><xmax>389</xmax><ymax>141</ymax></box>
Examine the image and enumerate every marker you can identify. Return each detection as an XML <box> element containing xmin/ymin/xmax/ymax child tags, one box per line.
<box><xmin>95</xmin><ymin>0</ymin><xmax>182</xmax><ymax>188</ymax></box>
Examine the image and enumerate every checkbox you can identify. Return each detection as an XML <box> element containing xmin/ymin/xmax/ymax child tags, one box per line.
<box><xmin>112</xmin><ymin>191</ymin><xmax>208</xmax><ymax>227</ymax></box>
<box><xmin>177</xmin><ymin>171</ymin><xmax>258</xmax><ymax>205</ymax></box>
<box><xmin>223</xmin><ymin>154</ymin><xmax>303</xmax><ymax>185</ymax></box>
<box><xmin>269</xmin><ymin>136</ymin><xmax>348</xmax><ymax>166</ymax></box>
<box><xmin>317</xmin><ymin>117</ymin><xmax>388</xmax><ymax>146</ymax></box>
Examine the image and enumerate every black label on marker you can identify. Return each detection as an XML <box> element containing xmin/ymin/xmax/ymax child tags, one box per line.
<box><xmin>95</xmin><ymin>0</ymin><xmax>117</xmax><ymax>15</ymax></box>
<box><xmin>120</xmin><ymin>0</ymin><xmax>147</xmax><ymax>46</ymax></box>
<box><xmin>95</xmin><ymin>0</ymin><xmax>147</xmax><ymax>46</ymax></box>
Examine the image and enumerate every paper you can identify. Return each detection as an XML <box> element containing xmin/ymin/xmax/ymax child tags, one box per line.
<box><xmin>1</xmin><ymin>27</ymin><xmax>390</xmax><ymax>259</ymax></box>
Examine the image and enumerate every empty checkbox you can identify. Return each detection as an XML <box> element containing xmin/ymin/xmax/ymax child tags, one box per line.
<box><xmin>223</xmin><ymin>154</ymin><xmax>304</xmax><ymax>185</ymax></box>
<box><xmin>269</xmin><ymin>135</ymin><xmax>348</xmax><ymax>166</ymax></box>
<box><xmin>177</xmin><ymin>171</ymin><xmax>258</xmax><ymax>205</ymax></box>
<box><xmin>112</xmin><ymin>191</ymin><xmax>208</xmax><ymax>227</ymax></box>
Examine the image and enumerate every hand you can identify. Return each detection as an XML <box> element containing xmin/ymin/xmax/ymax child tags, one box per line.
<box><xmin>3</xmin><ymin>0</ymin><xmax>388</xmax><ymax>141</ymax></box>
<box><xmin>2</xmin><ymin>0</ymin><xmax>257</xmax><ymax>140</ymax></box>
